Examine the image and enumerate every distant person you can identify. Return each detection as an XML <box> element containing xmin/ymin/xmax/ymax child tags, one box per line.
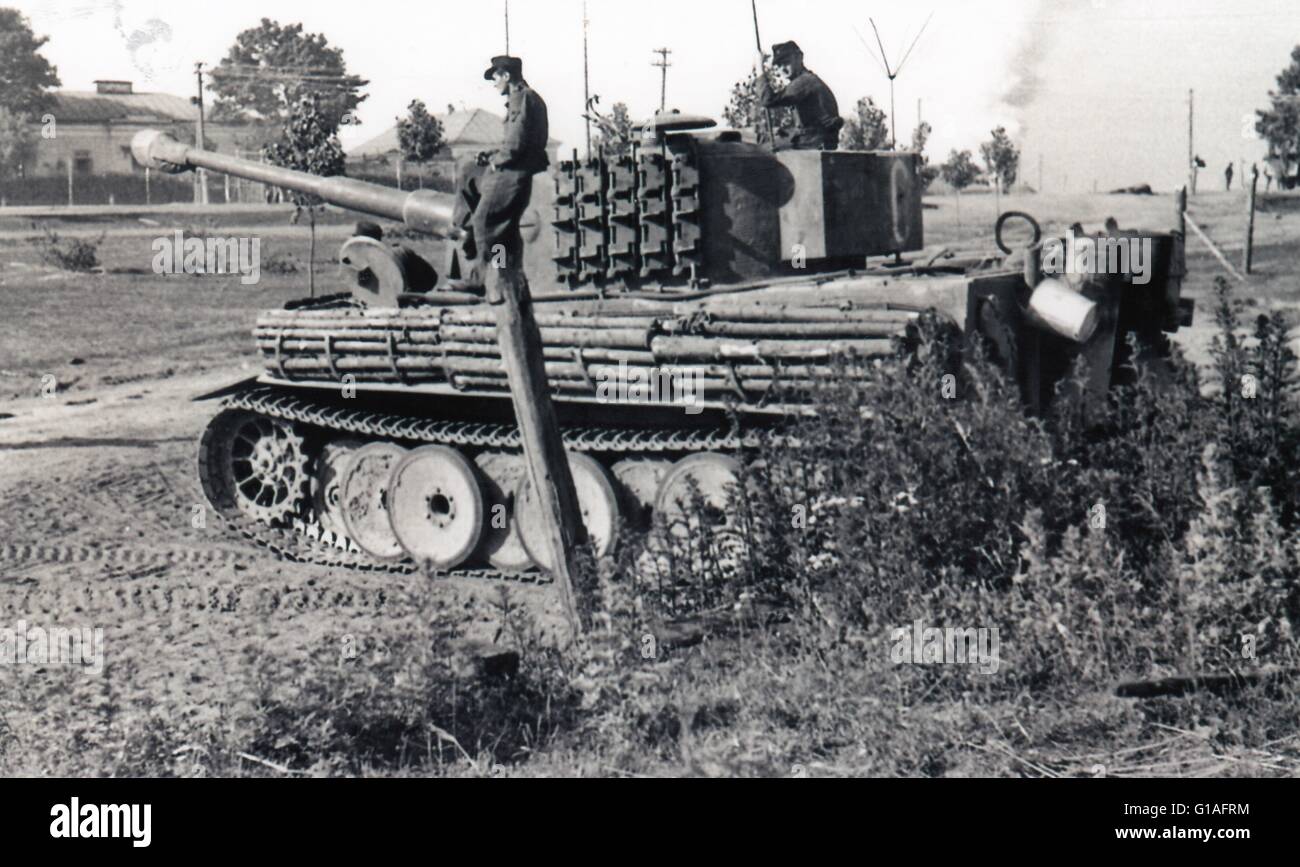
<box><xmin>757</xmin><ymin>41</ymin><xmax>843</xmax><ymax>151</ymax></box>
<box><xmin>1225</xmin><ymin>162</ymin><xmax>1234</xmax><ymax>191</ymax></box>
<box><xmin>1264</xmin><ymin>165</ymin><xmax>1274</xmax><ymax>192</ymax></box>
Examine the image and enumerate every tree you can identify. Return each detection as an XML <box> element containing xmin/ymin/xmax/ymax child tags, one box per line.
<box><xmin>979</xmin><ymin>125</ymin><xmax>1020</xmax><ymax>193</ymax></box>
<box><xmin>1256</xmin><ymin>45</ymin><xmax>1300</xmax><ymax>188</ymax></box>
<box><xmin>910</xmin><ymin>121</ymin><xmax>940</xmax><ymax>191</ymax></box>
<box><xmin>396</xmin><ymin>99</ymin><xmax>445</xmax><ymax>186</ymax></box>
<box><xmin>209</xmin><ymin>18</ymin><xmax>368</xmax><ymax>136</ymax></box>
<box><xmin>591</xmin><ymin>101</ymin><xmax>635</xmax><ymax>158</ymax></box>
<box><xmin>723</xmin><ymin>67</ymin><xmax>795</xmax><ymax>145</ymax></box>
<box><xmin>0</xmin><ymin>9</ymin><xmax>60</xmax><ymax>118</ymax></box>
<box><xmin>940</xmin><ymin>149</ymin><xmax>981</xmax><ymax>192</ymax></box>
<box><xmin>840</xmin><ymin>96</ymin><xmax>890</xmax><ymax>150</ymax></box>
<box><xmin>263</xmin><ymin>93</ymin><xmax>347</xmax><ymax>296</ymax></box>
<box><xmin>941</xmin><ymin>149</ymin><xmax>981</xmax><ymax>242</ymax></box>
<box><xmin>0</xmin><ymin>106</ymin><xmax>35</xmax><ymax>198</ymax></box>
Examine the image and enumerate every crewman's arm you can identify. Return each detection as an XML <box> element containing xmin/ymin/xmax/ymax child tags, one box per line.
<box><xmin>759</xmin><ymin>73</ymin><xmax>815</xmax><ymax>108</ymax></box>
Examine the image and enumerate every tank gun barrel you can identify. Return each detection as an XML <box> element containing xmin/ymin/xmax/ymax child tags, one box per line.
<box><xmin>130</xmin><ymin>130</ymin><xmax>453</xmax><ymax>235</ymax></box>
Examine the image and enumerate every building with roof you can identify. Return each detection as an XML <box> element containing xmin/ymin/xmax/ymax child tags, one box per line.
<box><xmin>348</xmin><ymin>106</ymin><xmax>563</xmax><ymax>170</ymax></box>
<box><xmin>26</xmin><ymin>79</ymin><xmax>260</xmax><ymax>180</ymax></box>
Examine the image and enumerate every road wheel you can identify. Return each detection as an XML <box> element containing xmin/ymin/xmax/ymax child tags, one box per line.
<box><xmin>339</xmin><ymin>442</ymin><xmax>408</xmax><ymax>562</ymax></box>
<box><xmin>387</xmin><ymin>445</ymin><xmax>485</xmax><ymax>570</ymax></box>
<box><xmin>516</xmin><ymin>452</ymin><xmax>620</xmax><ymax>571</ymax></box>
<box><xmin>475</xmin><ymin>451</ymin><xmax>536</xmax><ymax>574</ymax></box>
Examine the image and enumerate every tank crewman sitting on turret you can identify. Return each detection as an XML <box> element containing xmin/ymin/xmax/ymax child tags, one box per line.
<box><xmin>757</xmin><ymin>41</ymin><xmax>843</xmax><ymax>151</ymax></box>
<box><xmin>450</xmin><ymin>54</ymin><xmax>549</xmax><ymax>297</ymax></box>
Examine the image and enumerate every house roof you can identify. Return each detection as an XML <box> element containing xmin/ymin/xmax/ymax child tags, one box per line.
<box><xmin>49</xmin><ymin>90</ymin><xmax>199</xmax><ymax>124</ymax></box>
<box><xmin>349</xmin><ymin>107</ymin><xmax>558</xmax><ymax>157</ymax></box>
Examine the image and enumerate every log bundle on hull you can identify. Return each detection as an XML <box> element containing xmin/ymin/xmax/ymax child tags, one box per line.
<box><xmin>253</xmin><ymin>275</ymin><xmax>972</xmax><ymax>405</ymax></box>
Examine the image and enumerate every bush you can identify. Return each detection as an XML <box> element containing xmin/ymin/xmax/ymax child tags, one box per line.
<box><xmin>34</xmin><ymin>223</ymin><xmax>103</xmax><ymax>272</ymax></box>
<box><xmin>601</xmin><ymin>279</ymin><xmax>1300</xmax><ymax>703</ymax></box>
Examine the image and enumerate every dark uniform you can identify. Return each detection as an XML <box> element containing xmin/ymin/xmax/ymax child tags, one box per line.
<box><xmin>758</xmin><ymin>41</ymin><xmax>842</xmax><ymax>151</ymax></box>
<box><xmin>459</xmin><ymin>55</ymin><xmax>549</xmax><ymax>292</ymax></box>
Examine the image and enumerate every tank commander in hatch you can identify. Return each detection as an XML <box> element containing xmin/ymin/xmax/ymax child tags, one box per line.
<box><xmin>757</xmin><ymin>41</ymin><xmax>843</xmax><ymax>151</ymax></box>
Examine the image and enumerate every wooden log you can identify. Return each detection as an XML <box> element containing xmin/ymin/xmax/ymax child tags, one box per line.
<box><xmin>651</xmin><ymin>335</ymin><xmax>894</xmax><ymax>360</ymax></box>
<box><xmin>532</xmin><ymin>297</ymin><xmax>680</xmax><ymax>315</ymax></box>
<box><xmin>255</xmin><ymin>331</ymin><xmax>441</xmax><ymax>345</ymax></box>
<box><xmin>435</xmin><ymin>342</ymin><xmax>658</xmax><ymax>364</ymax></box>
<box><xmin>259</xmin><ymin>340</ymin><xmax>448</xmax><ymax>356</ymax></box>
<box><xmin>257</xmin><ymin>316</ymin><xmax>441</xmax><ymax>330</ymax></box>
<box><xmin>260</xmin><ymin>341</ymin><xmax>661</xmax><ymax>366</ymax></box>
<box><xmin>440</xmin><ymin>310</ymin><xmax>664</xmax><ymax>330</ymax></box>
<box><xmin>1116</xmin><ymin>667</ymin><xmax>1299</xmax><ymax>698</ymax></box>
<box><xmin>448</xmin><ymin>373</ymin><xmax>805</xmax><ymax>393</ymax></box>
<box><xmin>674</xmin><ymin>305</ymin><xmax>919</xmax><ymax>323</ymax></box>
<box><xmin>691</xmin><ymin>321</ymin><xmax>909</xmax><ymax>338</ymax></box>
<box><xmin>439</xmin><ymin>324</ymin><xmax>651</xmax><ymax>349</ymax></box>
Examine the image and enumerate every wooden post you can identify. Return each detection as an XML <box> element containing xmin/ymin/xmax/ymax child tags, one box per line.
<box><xmin>490</xmin><ymin>267</ymin><xmax>588</xmax><ymax>634</ymax></box>
<box><xmin>1168</xmin><ymin>185</ymin><xmax>1188</xmax><ymax>330</ymax></box>
<box><xmin>1244</xmin><ymin>164</ymin><xmax>1258</xmax><ymax>275</ymax></box>
<box><xmin>67</xmin><ymin>158</ymin><xmax>73</xmax><ymax>206</ymax></box>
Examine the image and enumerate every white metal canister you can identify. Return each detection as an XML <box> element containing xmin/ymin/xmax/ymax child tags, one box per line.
<box><xmin>1027</xmin><ymin>278</ymin><xmax>1099</xmax><ymax>343</ymax></box>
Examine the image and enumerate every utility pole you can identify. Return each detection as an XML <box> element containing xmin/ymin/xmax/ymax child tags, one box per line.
<box><xmin>583</xmin><ymin>2</ymin><xmax>591</xmax><ymax>158</ymax></box>
<box><xmin>652</xmin><ymin>47</ymin><xmax>672</xmax><ymax>112</ymax></box>
<box><xmin>1187</xmin><ymin>88</ymin><xmax>1195</xmax><ymax>195</ymax></box>
<box><xmin>504</xmin><ymin>0</ymin><xmax>510</xmax><ymax>53</ymax></box>
<box><xmin>1244</xmin><ymin>163</ymin><xmax>1258</xmax><ymax>274</ymax></box>
<box><xmin>195</xmin><ymin>62</ymin><xmax>208</xmax><ymax>205</ymax></box>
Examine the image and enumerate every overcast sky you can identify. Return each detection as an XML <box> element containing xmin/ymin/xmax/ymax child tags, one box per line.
<box><xmin>13</xmin><ymin>0</ymin><xmax>1300</xmax><ymax>192</ymax></box>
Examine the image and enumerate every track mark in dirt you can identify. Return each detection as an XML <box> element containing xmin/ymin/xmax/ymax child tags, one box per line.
<box><xmin>0</xmin><ymin>543</ymin><xmax>247</xmax><ymax>567</ymax></box>
<box><xmin>0</xmin><ymin>436</ymin><xmax>190</xmax><ymax>451</ymax></box>
<box><xmin>6</xmin><ymin>576</ymin><xmax>401</xmax><ymax>618</ymax></box>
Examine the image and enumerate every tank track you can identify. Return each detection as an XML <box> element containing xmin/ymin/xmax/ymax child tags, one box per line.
<box><xmin>207</xmin><ymin>386</ymin><xmax>772</xmax><ymax>581</ymax></box>
<box><xmin>223</xmin><ymin>386</ymin><xmax>767</xmax><ymax>453</ymax></box>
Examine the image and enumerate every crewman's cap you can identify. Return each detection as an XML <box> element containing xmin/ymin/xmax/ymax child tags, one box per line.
<box><xmin>484</xmin><ymin>55</ymin><xmax>523</xmax><ymax>80</ymax></box>
<box><xmin>771</xmin><ymin>41</ymin><xmax>802</xmax><ymax>63</ymax></box>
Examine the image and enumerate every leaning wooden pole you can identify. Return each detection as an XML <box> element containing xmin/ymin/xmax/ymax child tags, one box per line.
<box><xmin>491</xmin><ymin>269</ymin><xmax>588</xmax><ymax>635</ymax></box>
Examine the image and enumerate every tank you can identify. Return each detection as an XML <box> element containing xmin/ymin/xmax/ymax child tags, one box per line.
<box><xmin>131</xmin><ymin>121</ymin><xmax>1192</xmax><ymax>580</ymax></box>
